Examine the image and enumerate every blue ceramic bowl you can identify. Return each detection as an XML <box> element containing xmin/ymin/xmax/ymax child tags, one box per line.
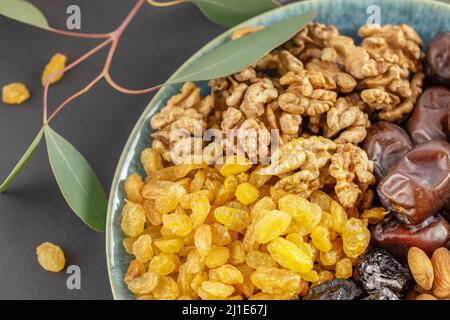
<box><xmin>106</xmin><ymin>0</ymin><xmax>450</xmax><ymax>300</ymax></box>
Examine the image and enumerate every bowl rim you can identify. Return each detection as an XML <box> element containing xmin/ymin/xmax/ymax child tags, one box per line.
<box><xmin>105</xmin><ymin>0</ymin><xmax>450</xmax><ymax>300</ymax></box>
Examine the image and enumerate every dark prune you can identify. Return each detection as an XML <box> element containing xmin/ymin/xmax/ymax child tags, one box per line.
<box><xmin>362</xmin><ymin>121</ymin><xmax>412</xmax><ymax>181</ymax></box>
<box><xmin>407</xmin><ymin>87</ymin><xmax>450</xmax><ymax>145</ymax></box>
<box><xmin>371</xmin><ymin>214</ymin><xmax>450</xmax><ymax>261</ymax></box>
<box><xmin>355</xmin><ymin>248</ymin><xmax>412</xmax><ymax>296</ymax></box>
<box><xmin>426</xmin><ymin>32</ymin><xmax>450</xmax><ymax>86</ymax></box>
<box><xmin>303</xmin><ymin>279</ymin><xmax>364</xmax><ymax>300</ymax></box>
<box><xmin>367</xmin><ymin>288</ymin><xmax>400</xmax><ymax>300</ymax></box>
<box><xmin>377</xmin><ymin>140</ymin><xmax>450</xmax><ymax>224</ymax></box>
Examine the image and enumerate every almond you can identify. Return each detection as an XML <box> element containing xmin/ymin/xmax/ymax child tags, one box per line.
<box><xmin>431</xmin><ymin>247</ymin><xmax>450</xmax><ymax>298</ymax></box>
<box><xmin>408</xmin><ymin>247</ymin><xmax>434</xmax><ymax>291</ymax></box>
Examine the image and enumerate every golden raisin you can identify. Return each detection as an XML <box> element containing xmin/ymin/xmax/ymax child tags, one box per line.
<box><xmin>211</xmin><ymin>223</ymin><xmax>233</xmax><ymax>246</ymax></box>
<box><xmin>245</xmin><ymin>250</ymin><xmax>276</xmax><ymax>269</ymax></box>
<box><xmin>267</xmin><ymin>237</ymin><xmax>313</xmax><ymax>273</ymax></box>
<box><xmin>194</xmin><ymin>224</ymin><xmax>212</xmax><ymax>257</ymax></box>
<box><xmin>278</xmin><ymin>195</ymin><xmax>322</xmax><ymax>235</ymax></box>
<box><xmin>250</xmin><ymin>267</ymin><xmax>300</xmax><ymax>294</ymax></box>
<box><xmin>154</xmin><ymin>237</ymin><xmax>184</xmax><ymax>253</ymax></box>
<box><xmin>140</xmin><ymin>148</ymin><xmax>163</xmax><ymax>176</ymax></box>
<box><xmin>215</xmin><ymin>264</ymin><xmax>244</xmax><ymax>284</ymax></box>
<box><xmin>143</xmin><ymin>199</ymin><xmax>163</xmax><ymax>225</ymax></box>
<box><xmin>330</xmin><ymin>200</ymin><xmax>348</xmax><ymax>234</ymax></box>
<box><xmin>41</xmin><ymin>53</ymin><xmax>67</xmax><ymax>86</ymax></box>
<box><xmin>309</xmin><ymin>190</ymin><xmax>333</xmax><ymax>211</ymax></box>
<box><xmin>191</xmin><ymin>194</ymin><xmax>211</xmax><ymax>229</ymax></box>
<box><xmin>342</xmin><ymin>218</ymin><xmax>371</xmax><ymax>258</ymax></box>
<box><xmin>124</xmin><ymin>259</ymin><xmax>146</xmax><ymax>283</ymax></box>
<box><xmin>229</xmin><ymin>240</ymin><xmax>246</xmax><ymax>265</ymax></box>
<box><xmin>300</xmin><ymin>270</ymin><xmax>319</xmax><ymax>282</ymax></box>
<box><xmin>214</xmin><ymin>206</ymin><xmax>250</xmax><ymax>232</ymax></box>
<box><xmin>162</xmin><ymin>212</ymin><xmax>192</xmax><ymax>237</ymax></box>
<box><xmin>149</xmin><ymin>253</ymin><xmax>177</xmax><ymax>275</ymax></box>
<box><xmin>254</xmin><ymin>210</ymin><xmax>291</xmax><ymax>244</ymax></box>
<box><xmin>122</xmin><ymin>237</ymin><xmax>136</xmax><ymax>255</ymax></box>
<box><xmin>152</xmin><ymin>276</ymin><xmax>180</xmax><ymax>300</ymax></box>
<box><xmin>2</xmin><ymin>82</ymin><xmax>30</xmax><ymax>104</ymax></box>
<box><xmin>235</xmin><ymin>182</ymin><xmax>259</xmax><ymax>205</ymax></box>
<box><xmin>124</xmin><ymin>174</ymin><xmax>144</xmax><ymax>203</ymax></box>
<box><xmin>335</xmin><ymin>257</ymin><xmax>353</xmax><ymax>279</ymax></box>
<box><xmin>205</xmin><ymin>246</ymin><xmax>230</xmax><ymax>268</ymax></box>
<box><xmin>190</xmin><ymin>170</ymin><xmax>206</xmax><ymax>192</ymax></box>
<box><xmin>214</xmin><ymin>175</ymin><xmax>238</xmax><ymax>206</ymax></box>
<box><xmin>121</xmin><ymin>202</ymin><xmax>146</xmax><ymax>237</ymax></box>
<box><xmin>360</xmin><ymin>207</ymin><xmax>389</xmax><ymax>224</ymax></box>
<box><xmin>201</xmin><ymin>281</ymin><xmax>235</xmax><ymax>298</ymax></box>
<box><xmin>155</xmin><ymin>185</ymin><xmax>186</xmax><ymax>214</ymax></box>
<box><xmin>36</xmin><ymin>242</ymin><xmax>65</xmax><ymax>272</ymax></box>
<box><xmin>219</xmin><ymin>156</ymin><xmax>252</xmax><ymax>177</ymax></box>
<box><xmin>311</xmin><ymin>225</ymin><xmax>332</xmax><ymax>252</ymax></box>
<box><xmin>132</xmin><ymin>234</ymin><xmax>153</xmax><ymax>263</ymax></box>
<box><xmin>127</xmin><ymin>272</ymin><xmax>159</xmax><ymax>295</ymax></box>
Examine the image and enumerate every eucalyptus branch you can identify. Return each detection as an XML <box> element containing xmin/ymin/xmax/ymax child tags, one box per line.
<box><xmin>147</xmin><ymin>0</ymin><xmax>186</xmax><ymax>7</ymax></box>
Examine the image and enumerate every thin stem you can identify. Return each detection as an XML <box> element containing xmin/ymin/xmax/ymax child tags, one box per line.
<box><xmin>147</xmin><ymin>0</ymin><xmax>186</xmax><ymax>7</ymax></box>
<box><xmin>42</xmin><ymin>38</ymin><xmax>113</xmax><ymax>123</ymax></box>
<box><xmin>48</xmin><ymin>28</ymin><xmax>112</xmax><ymax>39</ymax></box>
<box><xmin>46</xmin><ymin>73</ymin><xmax>105</xmax><ymax>124</ymax></box>
<box><xmin>104</xmin><ymin>73</ymin><xmax>164</xmax><ymax>94</ymax></box>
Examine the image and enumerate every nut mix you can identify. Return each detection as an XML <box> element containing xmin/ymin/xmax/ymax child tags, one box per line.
<box><xmin>120</xmin><ymin>23</ymin><xmax>450</xmax><ymax>300</ymax></box>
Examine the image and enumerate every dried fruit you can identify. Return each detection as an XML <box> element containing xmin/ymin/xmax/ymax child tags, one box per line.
<box><xmin>254</xmin><ymin>210</ymin><xmax>291</xmax><ymax>244</ymax></box>
<box><xmin>355</xmin><ymin>249</ymin><xmax>412</xmax><ymax>296</ymax></box>
<box><xmin>141</xmin><ymin>148</ymin><xmax>163</xmax><ymax>176</ymax></box>
<box><xmin>250</xmin><ymin>267</ymin><xmax>300</xmax><ymax>294</ymax></box>
<box><xmin>278</xmin><ymin>195</ymin><xmax>322</xmax><ymax>235</ymax></box>
<box><xmin>235</xmin><ymin>182</ymin><xmax>259</xmax><ymax>205</ymax></box>
<box><xmin>162</xmin><ymin>212</ymin><xmax>192</xmax><ymax>237</ymax></box>
<box><xmin>154</xmin><ymin>237</ymin><xmax>184</xmax><ymax>253</ymax></box>
<box><xmin>431</xmin><ymin>247</ymin><xmax>450</xmax><ymax>298</ymax></box>
<box><xmin>149</xmin><ymin>253</ymin><xmax>176</xmax><ymax>276</ymax></box>
<box><xmin>127</xmin><ymin>272</ymin><xmax>159</xmax><ymax>295</ymax></box>
<box><xmin>121</xmin><ymin>202</ymin><xmax>147</xmax><ymax>237</ymax></box>
<box><xmin>155</xmin><ymin>185</ymin><xmax>186</xmax><ymax>214</ymax></box>
<box><xmin>342</xmin><ymin>218</ymin><xmax>370</xmax><ymax>258</ymax></box>
<box><xmin>407</xmin><ymin>247</ymin><xmax>434</xmax><ymax>291</ymax></box>
<box><xmin>304</xmin><ymin>279</ymin><xmax>364</xmax><ymax>300</ymax></box>
<box><xmin>205</xmin><ymin>246</ymin><xmax>230</xmax><ymax>268</ymax></box>
<box><xmin>132</xmin><ymin>234</ymin><xmax>153</xmax><ymax>263</ymax></box>
<box><xmin>42</xmin><ymin>53</ymin><xmax>67</xmax><ymax>86</ymax></box>
<box><xmin>36</xmin><ymin>242</ymin><xmax>65</xmax><ymax>272</ymax></box>
<box><xmin>190</xmin><ymin>194</ymin><xmax>211</xmax><ymax>229</ymax></box>
<box><xmin>216</xmin><ymin>264</ymin><xmax>244</xmax><ymax>284</ymax></box>
<box><xmin>124</xmin><ymin>174</ymin><xmax>144</xmax><ymax>203</ymax></box>
<box><xmin>311</xmin><ymin>225</ymin><xmax>332</xmax><ymax>252</ymax></box>
<box><xmin>214</xmin><ymin>206</ymin><xmax>250</xmax><ymax>232</ymax></box>
<box><xmin>194</xmin><ymin>225</ymin><xmax>212</xmax><ymax>257</ymax></box>
<box><xmin>152</xmin><ymin>276</ymin><xmax>180</xmax><ymax>300</ymax></box>
<box><xmin>2</xmin><ymin>82</ymin><xmax>30</xmax><ymax>104</ymax></box>
<box><xmin>124</xmin><ymin>259</ymin><xmax>146</xmax><ymax>283</ymax></box>
<box><xmin>267</xmin><ymin>237</ymin><xmax>313</xmax><ymax>273</ymax></box>
<box><xmin>201</xmin><ymin>281</ymin><xmax>235</xmax><ymax>298</ymax></box>
<box><xmin>220</xmin><ymin>156</ymin><xmax>252</xmax><ymax>177</ymax></box>
<box><xmin>335</xmin><ymin>258</ymin><xmax>353</xmax><ymax>279</ymax></box>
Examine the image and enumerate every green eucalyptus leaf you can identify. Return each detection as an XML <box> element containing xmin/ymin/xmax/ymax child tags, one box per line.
<box><xmin>0</xmin><ymin>128</ymin><xmax>44</xmax><ymax>193</ymax></box>
<box><xmin>191</xmin><ymin>0</ymin><xmax>280</xmax><ymax>27</ymax></box>
<box><xmin>44</xmin><ymin>127</ymin><xmax>107</xmax><ymax>232</ymax></box>
<box><xmin>0</xmin><ymin>0</ymin><xmax>49</xmax><ymax>29</ymax></box>
<box><xmin>168</xmin><ymin>11</ymin><xmax>316</xmax><ymax>84</ymax></box>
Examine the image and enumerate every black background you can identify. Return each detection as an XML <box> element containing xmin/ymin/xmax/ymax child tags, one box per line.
<box><xmin>0</xmin><ymin>0</ymin><xmax>296</xmax><ymax>300</ymax></box>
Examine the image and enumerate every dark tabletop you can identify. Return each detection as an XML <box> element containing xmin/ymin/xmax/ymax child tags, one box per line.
<box><xmin>0</xmin><ymin>0</ymin><xmax>228</xmax><ymax>300</ymax></box>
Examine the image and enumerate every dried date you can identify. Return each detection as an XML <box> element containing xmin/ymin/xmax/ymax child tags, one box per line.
<box><xmin>407</xmin><ymin>87</ymin><xmax>450</xmax><ymax>144</ymax></box>
<box><xmin>362</xmin><ymin>121</ymin><xmax>412</xmax><ymax>181</ymax></box>
<box><xmin>377</xmin><ymin>140</ymin><xmax>450</xmax><ymax>224</ymax></box>
<box><xmin>371</xmin><ymin>214</ymin><xmax>450</xmax><ymax>261</ymax></box>
<box><xmin>426</xmin><ymin>32</ymin><xmax>450</xmax><ymax>86</ymax></box>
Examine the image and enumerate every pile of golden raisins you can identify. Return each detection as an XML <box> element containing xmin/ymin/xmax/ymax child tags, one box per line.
<box><xmin>120</xmin><ymin>148</ymin><xmax>384</xmax><ymax>300</ymax></box>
